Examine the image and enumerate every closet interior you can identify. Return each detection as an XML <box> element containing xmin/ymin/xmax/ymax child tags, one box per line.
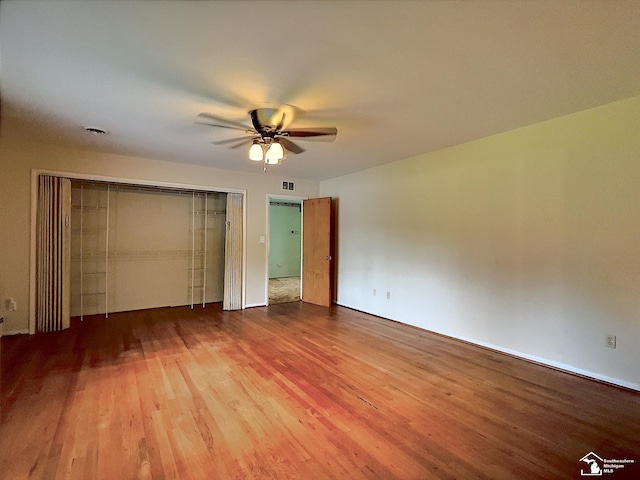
<box><xmin>70</xmin><ymin>181</ymin><xmax>227</xmax><ymax>318</ymax></box>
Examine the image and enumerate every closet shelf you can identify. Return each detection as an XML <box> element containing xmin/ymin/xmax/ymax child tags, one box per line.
<box><xmin>190</xmin><ymin>227</ymin><xmax>220</xmax><ymax>233</ymax></box>
<box><xmin>72</xmin><ymin>227</ymin><xmax>107</xmax><ymax>233</ymax></box>
<box><xmin>110</xmin><ymin>250</ymin><xmax>198</xmax><ymax>258</ymax></box>
<box><xmin>74</xmin><ymin>250</ymin><xmax>205</xmax><ymax>260</ymax></box>
<box><xmin>189</xmin><ymin>210</ymin><xmax>226</xmax><ymax>216</ymax></box>
<box><xmin>72</xmin><ymin>205</ymin><xmax>107</xmax><ymax>210</ymax></box>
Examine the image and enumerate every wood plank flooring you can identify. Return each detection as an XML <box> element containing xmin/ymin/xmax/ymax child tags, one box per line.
<box><xmin>1</xmin><ymin>303</ymin><xmax>639</xmax><ymax>479</ymax></box>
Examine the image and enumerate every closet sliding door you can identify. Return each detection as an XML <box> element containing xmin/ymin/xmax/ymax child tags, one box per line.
<box><xmin>36</xmin><ymin>175</ymin><xmax>71</xmax><ymax>332</ymax></box>
<box><xmin>223</xmin><ymin>192</ymin><xmax>243</xmax><ymax>310</ymax></box>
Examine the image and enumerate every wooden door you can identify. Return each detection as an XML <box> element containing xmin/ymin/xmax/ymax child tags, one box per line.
<box><xmin>302</xmin><ymin>197</ymin><xmax>333</xmax><ymax>307</ymax></box>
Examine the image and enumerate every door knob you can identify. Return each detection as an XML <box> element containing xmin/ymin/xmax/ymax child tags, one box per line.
<box><xmin>325</xmin><ymin>255</ymin><xmax>332</xmax><ymax>260</ymax></box>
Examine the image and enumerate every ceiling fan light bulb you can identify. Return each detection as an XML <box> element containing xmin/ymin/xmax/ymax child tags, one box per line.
<box><xmin>249</xmin><ymin>143</ymin><xmax>263</xmax><ymax>161</ymax></box>
<box><xmin>265</xmin><ymin>146</ymin><xmax>279</xmax><ymax>165</ymax></box>
<box><xmin>270</xmin><ymin>141</ymin><xmax>284</xmax><ymax>160</ymax></box>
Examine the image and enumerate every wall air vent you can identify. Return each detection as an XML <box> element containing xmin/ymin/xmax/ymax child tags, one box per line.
<box><xmin>281</xmin><ymin>181</ymin><xmax>295</xmax><ymax>192</ymax></box>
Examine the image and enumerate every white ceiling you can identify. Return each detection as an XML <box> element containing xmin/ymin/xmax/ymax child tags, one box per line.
<box><xmin>2</xmin><ymin>1</ymin><xmax>640</xmax><ymax>180</ymax></box>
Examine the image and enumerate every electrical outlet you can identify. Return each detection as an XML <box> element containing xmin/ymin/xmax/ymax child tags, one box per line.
<box><xmin>386</xmin><ymin>291</ymin><xmax>391</xmax><ymax>300</ymax></box>
<box><xmin>605</xmin><ymin>335</ymin><xmax>616</xmax><ymax>349</ymax></box>
<box><xmin>6</xmin><ymin>298</ymin><xmax>17</xmax><ymax>312</ymax></box>
<box><xmin>373</xmin><ymin>289</ymin><xmax>376</xmax><ymax>296</ymax></box>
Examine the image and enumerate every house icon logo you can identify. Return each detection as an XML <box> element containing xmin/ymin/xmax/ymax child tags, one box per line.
<box><xmin>580</xmin><ymin>452</ymin><xmax>604</xmax><ymax>476</ymax></box>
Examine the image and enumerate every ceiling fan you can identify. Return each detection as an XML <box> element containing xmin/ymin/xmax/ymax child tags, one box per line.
<box><xmin>196</xmin><ymin>105</ymin><xmax>337</xmax><ymax>169</ymax></box>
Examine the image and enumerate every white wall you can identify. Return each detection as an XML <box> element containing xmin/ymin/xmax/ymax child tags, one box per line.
<box><xmin>0</xmin><ymin>136</ymin><xmax>319</xmax><ymax>334</ymax></box>
<box><xmin>321</xmin><ymin>96</ymin><xmax>640</xmax><ymax>390</ymax></box>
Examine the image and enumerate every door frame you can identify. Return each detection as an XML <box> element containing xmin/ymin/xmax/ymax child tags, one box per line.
<box><xmin>264</xmin><ymin>193</ymin><xmax>306</xmax><ymax>305</ymax></box>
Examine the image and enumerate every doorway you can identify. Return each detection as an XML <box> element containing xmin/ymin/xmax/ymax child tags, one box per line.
<box><xmin>268</xmin><ymin>197</ymin><xmax>302</xmax><ymax>304</ymax></box>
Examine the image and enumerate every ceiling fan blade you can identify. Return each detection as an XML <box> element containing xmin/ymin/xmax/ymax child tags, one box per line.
<box><xmin>270</xmin><ymin>104</ymin><xmax>296</xmax><ymax>131</ymax></box>
<box><xmin>283</xmin><ymin>127</ymin><xmax>337</xmax><ymax>140</ymax></box>
<box><xmin>196</xmin><ymin>121</ymin><xmax>250</xmax><ymax>132</ymax></box>
<box><xmin>197</xmin><ymin>112</ymin><xmax>254</xmax><ymax>132</ymax></box>
<box><xmin>227</xmin><ymin>138</ymin><xmax>254</xmax><ymax>149</ymax></box>
<box><xmin>249</xmin><ymin>109</ymin><xmax>263</xmax><ymax>132</ymax></box>
<box><xmin>278</xmin><ymin>137</ymin><xmax>305</xmax><ymax>155</ymax></box>
<box><xmin>275</xmin><ymin>112</ymin><xmax>287</xmax><ymax>131</ymax></box>
<box><xmin>211</xmin><ymin>136</ymin><xmax>256</xmax><ymax>146</ymax></box>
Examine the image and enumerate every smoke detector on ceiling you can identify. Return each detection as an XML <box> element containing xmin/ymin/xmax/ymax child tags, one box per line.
<box><xmin>82</xmin><ymin>126</ymin><xmax>108</xmax><ymax>135</ymax></box>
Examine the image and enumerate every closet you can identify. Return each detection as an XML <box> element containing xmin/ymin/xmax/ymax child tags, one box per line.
<box><xmin>70</xmin><ymin>181</ymin><xmax>226</xmax><ymax>318</ymax></box>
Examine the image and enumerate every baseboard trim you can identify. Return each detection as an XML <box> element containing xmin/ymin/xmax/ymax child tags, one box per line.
<box><xmin>1</xmin><ymin>329</ymin><xmax>30</xmax><ymax>337</ymax></box>
<box><xmin>335</xmin><ymin>302</ymin><xmax>640</xmax><ymax>393</ymax></box>
<box><xmin>454</xmin><ymin>335</ymin><xmax>640</xmax><ymax>393</ymax></box>
<box><xmin>244</xmin><ymin>302</ymin><xmax>267</xmax><ymax>308</ymax></box>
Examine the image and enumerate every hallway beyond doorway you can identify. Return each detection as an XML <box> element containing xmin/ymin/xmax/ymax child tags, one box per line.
<box><xmin>268</xmin><ymin>276</ymin><xmax>300</xmax><ymax>304</ymax></box>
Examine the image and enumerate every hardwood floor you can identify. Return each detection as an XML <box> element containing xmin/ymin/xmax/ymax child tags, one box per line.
<box><xmin>1</xmin><ymin>303</ymin><xmax>639</xmax><ymax>479</ymax></box>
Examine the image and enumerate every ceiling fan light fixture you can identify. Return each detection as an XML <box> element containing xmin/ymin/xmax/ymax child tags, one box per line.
<box><xmin>199</xmin><ymin>106</ymin><xmax>335</xmax><ymax>169</ymax></box>
<box><xmin>249</xmin><ymin>141</ymin><xmax>264</xmax><ymax>161</ymax></box>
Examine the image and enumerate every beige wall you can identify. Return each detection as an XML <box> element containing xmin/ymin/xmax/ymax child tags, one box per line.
<box><xmin>321</xmin><ymin>95</ymin><xmax>640</xmax><ymax>390</ymax></box>
<box><xmin>0</xmin><ymin>137</ymin><xmax>319</xmax><ymax>334</ymax></box>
